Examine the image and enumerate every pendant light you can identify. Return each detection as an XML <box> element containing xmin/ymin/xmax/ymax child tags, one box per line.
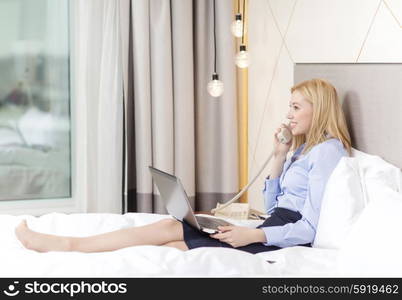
<box><xmin>207</xmin><ymin>73</ymin><xmax>224</xmax><ymax>97</ymax></box>
<box><xmin>235</xmin><ymin>0</ymin><xmax>250</xmax><ymax>68</ymax></box>
<box><xmin>207</xmin><ymin>0</ymin><xmax>224</xmax><ymax>97</ymax></box>
<box><xmin>231</xmin><ymin>13</ymin><xmax>243</xmax><ymax>37</ymax></box>
<box><xmin>231</xmin><ymin>0</ymin><xmax>246</xmax><ymax>37</ymax></box>
<box><xmin>235</xmin><ymin>44</ymin><xmax>250</xmax><ymax>68</ymax></box>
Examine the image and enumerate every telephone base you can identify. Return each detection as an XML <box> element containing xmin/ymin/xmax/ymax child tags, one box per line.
<box><xmin>213</xmin><ymin>203</ymin><xmax>266</xmax><ymax>220</ymax></box>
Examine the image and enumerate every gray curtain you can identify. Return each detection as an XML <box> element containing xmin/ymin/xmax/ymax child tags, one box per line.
<box><xmin>119</xmin><ymin>0</ymin><xmax>239</xmax><ymax>213</ymax></box>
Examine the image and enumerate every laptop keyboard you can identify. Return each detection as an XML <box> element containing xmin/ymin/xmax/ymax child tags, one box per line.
<box><xmin>195</xmin><ymin>215</ymin><xmax>233</xmax><ymax>229</ymax></box>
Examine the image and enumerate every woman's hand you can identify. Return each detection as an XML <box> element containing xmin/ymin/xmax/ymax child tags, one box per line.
<box><xmin>210</xmin><ymin>226</ymin><xmax>266</xmax><ymax>248</ymax></box>
<box><xmin>273</xmin><ymin>123</ymin><xmax>292</xmax><ymax>158</ymax></box>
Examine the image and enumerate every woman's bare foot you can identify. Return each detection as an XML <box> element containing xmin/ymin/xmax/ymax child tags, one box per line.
<box><xmin>15</xmin><ymin>220</ymin><xmax>71</xmax><ymax>252</ymax></box>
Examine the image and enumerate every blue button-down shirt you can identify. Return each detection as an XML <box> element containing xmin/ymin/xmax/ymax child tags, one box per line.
<box><xmin>261</xmin><ymin>138</ymin><xmax>347</xmax><ymax>248</ymax></box>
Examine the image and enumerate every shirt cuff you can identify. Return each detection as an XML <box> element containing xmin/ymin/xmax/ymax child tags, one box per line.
<box><xmin>263</xmin><ymin>177</ymin><xmax>280</xmax><ymax>194</ymax></box>
<box><xmin>261</xmin><ymin>225</ymin><xmax>285</xmax><ymax>246</ymax></box>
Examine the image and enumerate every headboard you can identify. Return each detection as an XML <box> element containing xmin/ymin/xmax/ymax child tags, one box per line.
<box><xmin>295</xmin><ymin>63</ymin><xmax>402</xmax><ymax>170</ymax></box>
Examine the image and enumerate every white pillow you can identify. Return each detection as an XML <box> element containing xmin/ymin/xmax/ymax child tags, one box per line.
<box><xmin>337</xmin><ymin>185</ymin><xmax>402</xmax><ymax>276</ymax></box>
<box><xmin>400</xmin><ymin>170</ymin><xmax>402</xmax><ymax>193</ymax></box>
<box><xmin>313</xmin><ymin>149</ymin><xmax>401</xmax><ymax>249</ymax></box>
<box><xmin>313</xmin><ymin>157</ymin><xmax>364</xmax><ymax>249</ymax></box>
<box><xmin>351</xmin><ymin>148</ymin><xmax>402</xmax><ymax>199</ymax></box>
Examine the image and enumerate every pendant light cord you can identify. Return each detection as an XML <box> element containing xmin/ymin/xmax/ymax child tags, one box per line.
<box><xmin>241</xmin><ymin>0</ymin><xmax>245</xmax><ymax>45</ymax></box>
<box><xmin>213</xmin><ymin>0</ymin><xmax>217</xmax><ymax>73</ymax></box>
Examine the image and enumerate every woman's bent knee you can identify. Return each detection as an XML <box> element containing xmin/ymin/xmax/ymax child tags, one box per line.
<box><xmin>158</xmin><ymin>218</ymin><xmax>183</xmax><ymax>241</ymax></box>
<box><xmin>163</xmin><ymin>241</ymin><xmax>188</xmax><ymax>251</ymax></box>
<box><xmin>159</xmin><ymin>218</ymin><xmax>181</xmax><ymax>228</ymax></box>
<box><xmin>159</xmin><ymin>218</ymin><xmax>178</xmax><ymax>225</ymax></box>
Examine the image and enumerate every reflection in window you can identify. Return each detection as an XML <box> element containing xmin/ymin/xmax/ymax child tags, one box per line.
<box><xmin>0</xmin><ymin>0</ymin><xmax>71</xmax><ymax>200</ymax></box>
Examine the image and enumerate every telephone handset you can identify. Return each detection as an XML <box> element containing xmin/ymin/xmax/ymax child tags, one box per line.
<box><xmin>211</xmin><ymin>126</ymin><xmax>292</xmax><ymax>217</ymax></box>
<box><xmin>277</xmin><ymin>125</ymin><xmax>292</xmax><ymax>144</ymax></box>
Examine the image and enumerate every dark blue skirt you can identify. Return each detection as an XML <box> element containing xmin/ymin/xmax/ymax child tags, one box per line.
<box><xmin>182</xmin><ymin>207</ymin><xmax>310</xmax><ymax>254</ymax></box>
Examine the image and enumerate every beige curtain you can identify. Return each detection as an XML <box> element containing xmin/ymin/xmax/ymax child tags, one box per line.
<box><xmin>120</xmin><ymin>0</ymin><xmax>239</xmax><ymax>213</ymax></box>
<box><xmin>76</xmin><ymin>0</ymin><xmax>123</xmax><ymax>213</ymax></box>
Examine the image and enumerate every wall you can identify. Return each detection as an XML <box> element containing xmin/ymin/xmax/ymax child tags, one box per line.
<box><xmin>248</xmin><ymin>0</ymin><xmax>402</xmax><ymax>211</ymax></box>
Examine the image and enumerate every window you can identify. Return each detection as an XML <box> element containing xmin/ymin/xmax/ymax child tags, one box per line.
<box><xmin>0</xmin><ymin>0</ymin><xmax>71</xmax><ymax>201</ymax></box>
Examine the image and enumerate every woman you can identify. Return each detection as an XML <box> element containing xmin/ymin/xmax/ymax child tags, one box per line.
<box><xmin>15</xmin><ymin>78</ymin><xmax>351</xmax><ymax>253</ymax></box>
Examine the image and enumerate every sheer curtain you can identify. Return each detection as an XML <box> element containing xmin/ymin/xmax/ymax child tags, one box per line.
<box><xmin>74</xmin><ymin>0</ymin><xmax>123</xmax><ymax>213</ymax></box>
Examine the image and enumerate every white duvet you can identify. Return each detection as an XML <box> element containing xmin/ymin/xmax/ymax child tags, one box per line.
<box><xmin>0</xmin><ymin>212</ymin><xmax>338</xmax><ymax>277</ymax></box>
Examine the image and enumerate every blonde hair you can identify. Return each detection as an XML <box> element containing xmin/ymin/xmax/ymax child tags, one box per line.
<box><xmin>290</xmin><ymin>78</ymin><xmax>351</xmax><ymax>155</ymax></box>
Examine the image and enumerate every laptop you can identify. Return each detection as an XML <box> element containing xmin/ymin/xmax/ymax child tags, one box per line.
<box><xmin>149</xmin><ymin>166</ymin><xmax>234</xmax><ymax>234</ymax></box>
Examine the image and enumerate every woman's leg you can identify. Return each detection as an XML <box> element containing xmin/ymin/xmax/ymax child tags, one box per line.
<box><xmin>15</xmin><ymin>218</ymin><xmax>187</xmax><ymax>253</ymax></box>
<box><xmin>162</xmin><ymin>240</ymin><xmax>188</xmax><ymax>251</ymax></box>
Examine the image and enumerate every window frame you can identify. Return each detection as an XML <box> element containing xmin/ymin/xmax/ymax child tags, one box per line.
<box><xmin>0</xmin><ymin>0</ymin><xmax>87</xmax><ymax>215</ymax></box>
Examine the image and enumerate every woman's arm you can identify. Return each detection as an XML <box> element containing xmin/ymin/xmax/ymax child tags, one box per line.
<box><xmin>262</xmin><ymin>124</ymin><xmax>293</xmax><ymax>213</ymax></box>
<box><xmin>269</xmin><ymin>154</ymin><xmax>287</xmax><ymax>179</ymax></box>
<box><xmin>270</xmin><ymin>124</ymin><xmax>293</xmax><ymax>179</ymax></box>
<box><xmin>262</xmin><ymin>142</ymin><xmax>346</xmax><ymax>247</ymax></box>
<box><xmin>210</xmin><ymin>226</ymin><xmax>267</xmax><ymax>248</ymax></box>
<box><xmin>263</xmin><ymin>155</ymin><xmax>288</xmax><ymax>213</ymax></box>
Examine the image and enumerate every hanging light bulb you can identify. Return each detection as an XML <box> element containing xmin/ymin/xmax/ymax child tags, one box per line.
<box><xmin>207</xmin><ymin>0</ymin><xmax>223</xmax><ymax>98</ymax></box>
<box><xmin>207</xmin><ymin>73</ymin><xmax>224</xmax><ymax>97</ymax></box>
<box><xmin>235</xmin><ymin>44</ymin><xmax>250</xmax><ymax>68</ymax></box>
<box><xmin>231</xmin><ymin>13</ymin><xmax>245</xmax><ymax>38</ymax></box>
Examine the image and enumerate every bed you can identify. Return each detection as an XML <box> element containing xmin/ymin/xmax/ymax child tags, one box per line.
<box><xmin>1</xmin><ymin>64</ymin><xmax>402</xmax><ymax>277</ymax></box>
<box><xmin>0</xmin><ymin>213</ymin><xmax>346</xmax><ymax>277</ymax></box>
<box><xmin>0</xmin><ymin>213</ymin><xmax>338</xmax><ymax>277</ymax></box>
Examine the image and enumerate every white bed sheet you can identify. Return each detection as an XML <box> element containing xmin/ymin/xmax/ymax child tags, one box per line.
<box><xmin>0</xmin><ymin>212</ymin><xmax>339</xmax><ymax>277</ymax></box>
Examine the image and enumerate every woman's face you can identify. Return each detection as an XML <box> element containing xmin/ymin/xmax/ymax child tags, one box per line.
<box><xmin>287</xmin><ymin>90</ymin><xmax>313</xmax><ymax>136</ymax></box>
